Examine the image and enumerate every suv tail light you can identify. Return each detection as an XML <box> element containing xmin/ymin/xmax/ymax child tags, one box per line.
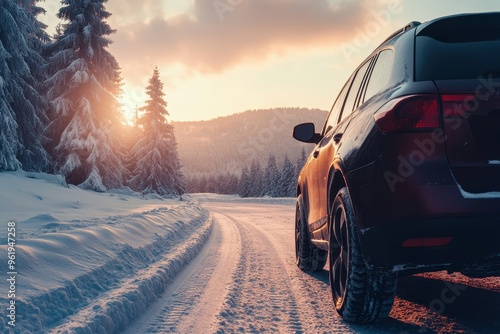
<box><xmin>374</xmin><ymin>95</ymin><xmax>440</xmax><ymax>133</ymax></box>
<box><xmin>401</xmin><ymin>237</ymin><xmax>454</xmax><ymax>248</ymax></box>
<box><xmin>441</xmin><ymin>94</ymin><xmax>476</xmax><ymax>117</ymax></box>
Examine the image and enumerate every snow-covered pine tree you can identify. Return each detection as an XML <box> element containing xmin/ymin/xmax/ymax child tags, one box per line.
<box><xmin>0</xmin><ymin>0</ymin><xmax>50</xmax><ymax>171</ymax></box>
<box><xmin>225</xmin><ymin>173</ymin><xmax>239</xmax><ymax>195</ymax></box>
<box><xmin>279</xmin><ymin>155</ymin><xmax>295</xmax><ymax>197</ymax></box>
<box><xmin>0</xmin><ymin>42</ymin><xmax>20</xmax><ymax>171</ymax></box>
<box><xmin>220</xmin><ymin>173</ymin><xmax>238</xmax><ymax>194</ymax></box>
<box><xmin>238</xmin><ymin>166</ymin><xmax>251</xmax><ymax>198</ymax></box>
<box><xmin>16</xmin><ymin>0</ymin><xmax>50</xmax><ymax>44</ymax></box>
<box><xmin>129</xmin><ymin>67</ymin><xmax>185</xmax><ymax>196</ymax></box>
<box><xmin>263</xmin><ymin>154</ymin><xmax>279</xmax><ymax>197</ymax></box>
<box><xmin>249</xmin><ymin>159</ymin><xmax>263</xmax><ymax>197</ymax></box>
<box><xmin>16</xmin><ymin>0</ymin><xmax>52</xmax><ymax>171</ymax></box>
<box><xmin>45</xmin><ymin>0</ymin><xmax>126</xmax><ymax>191</ymax></box>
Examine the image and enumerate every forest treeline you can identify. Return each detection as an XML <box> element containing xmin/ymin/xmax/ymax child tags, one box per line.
<box><xmin>186</xmin><ymin>150</ymin><xmax>307</xmax><ymax>197</ymax></box>
<box><xmin>0</xmin><ymin>0</ymin><xmax>184</xmax><ymax>196</ymax></box>
<box><xmin>174</xmin><ymin>107</ymin><xmax>327</xmax><ymax>177</ymax></box>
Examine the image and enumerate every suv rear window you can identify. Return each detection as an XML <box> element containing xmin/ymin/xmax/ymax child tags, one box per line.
<box><xmin>415</xmin><ymin>14</ymin><xmax>500</xmax><ymax>81</ymax></box>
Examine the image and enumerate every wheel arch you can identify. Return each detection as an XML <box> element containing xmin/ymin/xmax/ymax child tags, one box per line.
<box><xmin>327</xmin><ymin>163</ymin><xmax>348</xmax><ymax>218</ymax></box>
<box><xmin>327</xmin><ymin>160</ymin><xmax>371</xmax><ymax>264</ymax></box>
<box><xmin>296</xmin><ymin>176</ymin><xmax>309</xmax><ymax>220</ymax></box>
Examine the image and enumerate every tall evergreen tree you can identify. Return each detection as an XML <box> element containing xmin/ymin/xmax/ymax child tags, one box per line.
<box><xmin>45</xmin><ymin>0</ymin><xmax>126</xmax><ymax>191</ymax></box>
<box><xmin>238</xmin><ymin>166</ymin><xmax>251</xmax><ymax>198</ymax></box>
<box><xmin>279</xmin><ymin>155</ymin><xmax>295</xmax><ymax>197</ymax></box>
<box><xmin>249</xmin><ymin>159</ymin><xmax>263</xmax><ymax>197</ymax></box>
<box><xmin>225</xmin><ymin>173</ymin><xmax>239</xmax><ymax>195</ymax></box>
<box><xmin>263</xmin><ymin>154</ymin><xmax>279</xmax><ymax>197</ymax></box>
<box><xmin>129</xmin><ymin>67</ymin><xmax>185</xmax><ymax>196</ymax></box>
<box><xmin>16</xmin><ymin>0</ymin><xmax>50</xmax><ymax>45</ymax></box>
<box><xmin>0</xmin><ymin>0</ymin><xmax>50</xmax><ymax>171</ymax></box>
<box><xmin>0</xmin><ymin>48</ymin><xmax>20</xmax><ymax>171</ymax></box>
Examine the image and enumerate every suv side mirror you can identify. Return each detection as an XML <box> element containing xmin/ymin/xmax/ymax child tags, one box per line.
<box><xmin>293</xmin><ymin>123</ymin><xmax>322</xmax><ymax>144</ymax></box>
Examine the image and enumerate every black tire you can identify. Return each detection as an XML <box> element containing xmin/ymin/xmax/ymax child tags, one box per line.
<box><xmin>295</xmin><ymin>194</ymin><xmax>327</xmax><ymax>271</ymax></box>
<box><xmin>329</xmin><ymin>187</ymin><xmax>397</xmax><ymax>323</ymax></box>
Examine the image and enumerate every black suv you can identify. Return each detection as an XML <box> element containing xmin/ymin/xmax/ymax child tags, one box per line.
<box><xmin>293</xmin><ymin>12</ymin><xmax>500</xmax><ymax>323</ymax></box>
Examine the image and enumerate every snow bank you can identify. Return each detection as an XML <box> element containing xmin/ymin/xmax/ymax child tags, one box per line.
<box><xmin>0</xmin><ymin>172</ymin><xmax>212</xmax><ymax>333</ymax></box>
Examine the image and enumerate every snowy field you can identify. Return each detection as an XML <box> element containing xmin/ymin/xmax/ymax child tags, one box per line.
<box><xmin>0</xmin><ymin>172</ymin><xmax>211</xmax><ymax>333</ymax></box>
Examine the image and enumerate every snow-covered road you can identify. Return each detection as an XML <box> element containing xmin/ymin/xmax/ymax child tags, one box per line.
<box><xmin>2</xmin><ymin>173</ymin><xmax>498</xmax><ymax>334</ymax></box>
<box><xmin>123</xmin><ymin>198</ymin><xmax>500</xmax><ymax>334</ymax></box>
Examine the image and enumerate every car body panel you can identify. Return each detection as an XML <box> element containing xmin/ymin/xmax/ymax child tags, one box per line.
<box><xmin>295</xmin><ymin>12</ymin><xmax>500</xmax><ymax>276</ymax></box>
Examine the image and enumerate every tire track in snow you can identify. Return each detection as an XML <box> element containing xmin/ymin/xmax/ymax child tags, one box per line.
<box><xmin>210</xmin><ymin>205</ymin><xmax>355</xmax><ymax>334</ymax></box>
<box><xmin>122</xmin><ymin>210</ymin><xmax>242</xmax><ymax>333</ymax></box>
<box><xmin>213</xmin><ymin>212</ymin><xmax>306</xmax><ymax>333</ymax></box>
<box><xmin>241</xmin><ymin>209</ymin><xmax>354</xmax><ymax>334</ymax></box>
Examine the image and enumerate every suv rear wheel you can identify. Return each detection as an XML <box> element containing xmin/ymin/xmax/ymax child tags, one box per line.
<box><xmin>295</xmin><ymin>194</ymin><xmax>327</xmax><ymax>271</ymax></box>
<box><xmin>329</xmin><ymin>187</ymin><xmax>397</xmax><ymax>323</ymax></box>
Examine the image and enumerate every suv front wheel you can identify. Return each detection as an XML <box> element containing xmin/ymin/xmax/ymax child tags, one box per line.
<box><xmin>329</xmin><ymin>187</ymin><xmax>397</xmax><ymax>323</ymax></box>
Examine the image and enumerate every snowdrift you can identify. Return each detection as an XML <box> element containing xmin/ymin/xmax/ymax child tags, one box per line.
<box><xmin>0</xmin><ymin>172</ymin><xmax>211</xmax><ymax>333</ymax></box>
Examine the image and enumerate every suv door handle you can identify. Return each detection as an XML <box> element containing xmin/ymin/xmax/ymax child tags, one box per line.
<box><xmin>333</xmin><ymin>133</ymin><xmax>343</xmax><ymax>144</ymax></box>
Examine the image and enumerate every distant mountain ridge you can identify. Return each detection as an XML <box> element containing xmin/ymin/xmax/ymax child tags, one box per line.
<box><xmin>173</xmin><ymin>108</ymin><xmax>328</xmax><ymax>177</ymax></box>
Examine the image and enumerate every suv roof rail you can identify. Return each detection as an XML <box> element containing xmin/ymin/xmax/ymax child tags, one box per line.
<box><xmin>377</xmin><ymin>21</ymin><xmax>421</xmax><ymax>48</ymax></box>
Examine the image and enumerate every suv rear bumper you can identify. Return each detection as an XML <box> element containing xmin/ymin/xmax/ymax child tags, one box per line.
<box><xmin>346</xmin><ymin>151</ymin><xmax>500</xmax><ymax>275</ymax></box>
<box><xmin>359</xmin><ymin>215</ymin><xmax>500</xmax><ymax>275</ymax></box>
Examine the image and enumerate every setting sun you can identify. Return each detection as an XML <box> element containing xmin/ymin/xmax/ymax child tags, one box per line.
<box><xmin>36</xmin><ymin>0</ymin><xmax>500</xmax><ymax>122</ymax></box>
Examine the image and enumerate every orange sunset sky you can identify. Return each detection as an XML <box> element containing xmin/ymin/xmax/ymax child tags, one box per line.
<box><xmin>40</xmin><ymin>0</ymin><xmax>500</xmax><ymax>122</ymax></box>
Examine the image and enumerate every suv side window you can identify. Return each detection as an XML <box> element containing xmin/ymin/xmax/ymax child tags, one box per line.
<box><xmin>363</xmin><ymin>49</ymin><xmax>394</xmax><ymax>103</ymax></box>
<box><xmin>322</xmin><ymin>79</ymin><xmax>351</xmax><ymax>135</ymax></box>
<box><xmin>339</xmin><ymin>58</ymin><xmax>372</xmax><ymax>123</ymax></box>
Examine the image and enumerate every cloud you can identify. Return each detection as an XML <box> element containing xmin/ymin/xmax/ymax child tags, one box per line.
<box><xmin>108</xmin><ymin>0</ymin><xmax>166</xmax><ymax>26</ymax></box>
<box><xmin>109</xmin><ymin>0</ymin><xmax>373</xmax><ymax>75</ymax></box>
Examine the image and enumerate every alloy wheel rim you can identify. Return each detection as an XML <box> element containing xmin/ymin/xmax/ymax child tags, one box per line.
<box><xmin>330</xmin><ymin>204</ymin><xmax>348</xmax><ymax>305</ymax></box>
